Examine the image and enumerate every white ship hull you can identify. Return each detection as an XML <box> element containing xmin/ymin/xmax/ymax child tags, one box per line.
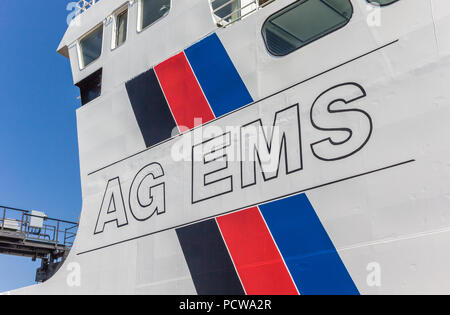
<box><xmin>8</xmin><ymin>0</ymin><xmax>450</xmax><ymax>294</ymax></box>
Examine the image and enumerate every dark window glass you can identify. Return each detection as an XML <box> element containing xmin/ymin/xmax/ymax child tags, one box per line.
<box><xmin>116</xmin><ymin>9</ymin><xmax>128</xmax><ymax>47</ymax></box>
<box><xmin>367</xmin><ymin>0</ymin><xmax>399</xmax><ymax>6</ymax></box>
<box><xmin>76</xmin><ymin>69</ymin><xmax>102</xmax><ymax>105</ymax></box>
<box><xmin>262</xmin><ymin>0</ymin><xmax>353</xmax><ymax>56</ymax></box>
<box><xmin>259</xmin><ymin>0</ymin><xmax>274</xmax><ymax>6</ymax></box>
<box><xmin>79</xmin><ymin>25</ymin><xmax>103</xmax><ymax>68</ymax></box>
<box><xmin>140</xmin><ymin>0</ymin><xmax>171</xmax><ymax>30</ymax></box>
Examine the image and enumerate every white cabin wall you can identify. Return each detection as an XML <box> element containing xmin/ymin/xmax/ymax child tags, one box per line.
<box><xmin>69</xmin><ymin>0</ymin><xmax>218</xmax><ymax>178</ymax></box>
<box><xmin>67</xmin><ymin>0</ymin><xmax>217</xmax><ymax>90</ymax></box>
<box><xmin>216</xmin><ymin>0</ymin><xmax>437</xmax><ymax>103</ymax></box>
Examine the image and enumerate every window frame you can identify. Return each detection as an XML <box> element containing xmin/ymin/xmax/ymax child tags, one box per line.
<box><xmin>111</xmin><ymin>5</ymin><xmax>129</xmax><ymax>50</ymax></box>
<box><xmin>77</xmin><ymin>22</ymin><xmax>105</xmax><ymax>70</ymax></box>
<box><xmin>137</xmin><ymin>0</ymin><xmax>172</xmax><ymax>33</ymax></box>
<box><xmin>210</xmin><ymin>0</ymin><xmax>242</xmax><ymax>25</ymax></box>
<box><xmin>261</xmin><ymin>0</ymin><xmax>354</xmax><ymax>57</ymax></box>
<box><xmin>367</xmin><ymin>0</ymin><xmax>399</xmax><ymax>7</ymax></box>
<box><xmin>76</xmin><ymin>68</ymin><xmax>103</xmax><ymax>106</ymax></box>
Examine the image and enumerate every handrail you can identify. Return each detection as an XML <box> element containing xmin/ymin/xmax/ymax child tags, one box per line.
<box><xmin>75</xmin><ymin>0</ymin><xmax>100</xmax><ymax>16</ymax></box>
<box><xmin>0</xmin><ymin>206</ymin><xmax>78</xmax><ymax>248</ymax></box>
<box><xmin>210</xmin><ymin>0</ymin><xmax>276</xmax><ymax>27</ymax></box>
<box><xmin>0</xmin><ymin>205</ymin><xmax>78</xmax><ymax>225</ymax></box>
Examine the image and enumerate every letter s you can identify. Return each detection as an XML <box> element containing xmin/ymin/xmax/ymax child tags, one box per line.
<box><xmin>310</xmin><ymin>83</ymin><xmax>372</xmax><ymax>161</ymax></box>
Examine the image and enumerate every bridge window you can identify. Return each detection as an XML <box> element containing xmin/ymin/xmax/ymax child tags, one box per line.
<box><xmin>211</xmin><ymin>0</ymin><xmax>276</xmax><ymax>27</ymax></box>
<box><xmin>139</xmin><ymin>0</ymin><xmax>171</xmax><ymax>31</ymax></box>
<box><xmin>367</xmin><ymin>0</ymin><xmax>398</xmax><ymax>6</ymax></box>
<box><xmin>211</xmin><ymin>0</ymin><xmax>242</xmax><ymax>24</ymax></box>
<box><xmin>79</xmin><ymin>24</ymin><xmax>103</xmax><ymax>69</ymax></box>
<box><xmin>113</xmin><ymin>7</ymin><xmax>128</xmax><ymax>49</ymax></box>
<box><xmin>262</xmin><ymin>0</ymin><xmax>353</xmax><ymax>56</ymax></box>
<box><xmin>76</xmin><ymin>69</ymin><xmax>102</xmax><ymax>105</ymax></box>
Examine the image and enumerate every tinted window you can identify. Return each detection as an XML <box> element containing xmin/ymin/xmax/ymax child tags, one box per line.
<box><xmin>115</xmin><ymin>9</ymin><xmax>128</xmax><ymax>48</ymax></box>
<box><xmin>79</xmin><ymin>25</ymin><xmax>103</xmax><ymax>68</ymax></box>
<box><xmin>262</xmin><ymin>0</ymin><xmax>353</xmax><ymax>56</ymax></box>
<box><xmin>367</xmin><ymin>0</ymin><xmax>398</xmax><ymax>5</ymax></box>
<box><xmin>76</xmin><ymin>69</ymin><xmax>102</xmax><ymax>105</ymax></box>
<box><xmin>140</xmin><ymin>0</ymin><xmax>171</xmax><ymax>30</ymax></box>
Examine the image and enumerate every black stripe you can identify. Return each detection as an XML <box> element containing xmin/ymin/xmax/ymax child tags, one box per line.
<box><xmin>176</xmin><ymin>219</ymin><xmax>245</xmax><ymax>295</ymax></box>
<box><xmin>125</xmin><ymin>68</ymin><xmax>178</xmax><ymax>148</ymax></box>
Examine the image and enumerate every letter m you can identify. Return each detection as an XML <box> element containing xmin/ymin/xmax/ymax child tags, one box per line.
<box><xmin>240</xmin><ymin>104</ymin><xmax>302</xmax><ymax>188</ymax></box>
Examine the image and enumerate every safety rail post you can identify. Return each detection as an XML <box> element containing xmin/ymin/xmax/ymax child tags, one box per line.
<box><xmin>1</xmin><ymin>207</ymin><xmax>5</xmax><ymax>230</ymax></box>
<box><xmin>56</xmin><ymin>221</ymin><xmax>60</xmax><ymax>246</ymax></box>
<box><xmin>20</xmin><ymin>211</ymin><xmax>25</xmax><ymax>233</ymax></box>
<box><xmin>25</xmin><ymin>212</ymin><xmax>29</xmax><ymax>239</ymax></box>
<box><xmin>64</xmin><ymin>228</ymin><xmax>67</xmax><ymax>246</ymax></box>
<box><xmin>63</xmin><ymin>225</ymin><xmax>77</xmax><ymax>247</ymax></box>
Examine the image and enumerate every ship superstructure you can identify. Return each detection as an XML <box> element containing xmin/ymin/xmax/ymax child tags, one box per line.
<box><xmin>6</xmin><ymin>0</ymin><xmax>450</xmax><ymax>294</ymax></box>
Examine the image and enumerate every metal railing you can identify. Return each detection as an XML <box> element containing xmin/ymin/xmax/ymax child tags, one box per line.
<box><xmin>0</xmin><ymin>206</ymin><xmax>78</xmax><ymax>248</ymax></box>
<box><xmin>74</xmin><ymin>0</ymin><xmax>272</xmax><ymax>24</ymax></box>
<box><xmin>210</xmin><ymin>0</ymin><xmax>275</xmax><ymax>27</ymax></box>
<box><xmin>75</xmin><ymin>0</ymin><xmax>100</xmax><ymax>16</ymax></box>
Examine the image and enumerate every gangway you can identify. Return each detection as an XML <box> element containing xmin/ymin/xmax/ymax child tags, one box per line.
<box><xmin>0</xmin><ymin>206</ymin><xmax>78</xmax><ymax>283</ymax></box>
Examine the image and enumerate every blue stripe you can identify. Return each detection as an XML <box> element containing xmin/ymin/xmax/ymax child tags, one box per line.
<box><xmin>184</xmin><ymin>33</ymin><xmax>254</xmax><ymax>117</ymax></box>
<box><xmin>259</xmin><ymin>194</ymin><xmax>359</xmax><ymax>295</ymax></box>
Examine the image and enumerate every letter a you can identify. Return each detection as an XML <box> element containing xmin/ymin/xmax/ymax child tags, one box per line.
<box><xmin>94</xmin><ymin>177</ymin><xmax>128</xmax><ymax>234</ymax></box>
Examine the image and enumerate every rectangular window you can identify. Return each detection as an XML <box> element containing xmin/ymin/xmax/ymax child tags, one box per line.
<box><xmin>76</xmin><ymin>69</ymin><xmax>102</xmax><ymax>105</ymax></box>
<box><xmin>211</xmin><ymin>0</ymin><xmax>241</xmax><ymax>23</ymax></box>
<box><xmin>262</xmin><ymin>0</ymin><xmax>353</xmax><ymax>56</ymax></box>
<box><xmin>139</xmin><ymin>0</ymin><xmax>171</xmax><ymax>31</ymax></box>
<box><xmin>79</xmin><ymin>24</ymin><xmax>103</xmax><ymax>68</ymax></box>
<box><xmin>114</xmin><ymin>9</ymin><xmax>128</xmax><ymax>48</ymax></box>
<box><xmin>210</xmin><ymin>0</ymin><xmax>276</xmax><ymax>27</ymax></box>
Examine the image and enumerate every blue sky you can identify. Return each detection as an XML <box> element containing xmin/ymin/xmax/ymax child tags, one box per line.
<box><xmin>0</xmin><ymin>1</ymin><xmax>81</xmax><ymax>291</ymax></box>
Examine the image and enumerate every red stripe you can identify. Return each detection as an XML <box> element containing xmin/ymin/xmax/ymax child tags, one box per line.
<box><xmin>155</xmin><ymin>52</ymin><xmax>215</xmax><ymax>131</ymax></box>
<box><xmin>217</xmin><ymin>207</ymin><xmax>298</xmax><ymax>295</ymax></box>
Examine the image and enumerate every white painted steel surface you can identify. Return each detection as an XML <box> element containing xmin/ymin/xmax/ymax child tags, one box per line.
<box><xmin>7</xmin><ymin>0</ymin><xmax>450</xmax><ymax>294</ymax></box>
